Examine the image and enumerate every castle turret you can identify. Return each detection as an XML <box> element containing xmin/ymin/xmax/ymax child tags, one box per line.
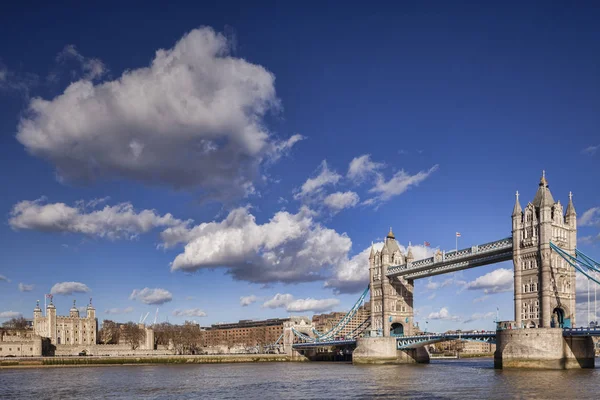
<box><xmin>69</xmin><ymin>300</ymin><xmax>79</xmax><ymax>318</ymax></box>
<box><xmin>33</xmin><ymin>300</ymin><xmax>42</xmax><ymax>319</ymax></box>
<box><xmin>47</xmin><ymin>298</ymin><xmax>57</xmax><ymax>344</ymax></box>
<box><xmin>565</xmin><ymin>191</ymin><xmax>576</xmax><ymax>226</ymax></box>
<box><xmin>86</xmin><ymin>297</ymin><xmax>96</xmax><ymax>320</ymax></box>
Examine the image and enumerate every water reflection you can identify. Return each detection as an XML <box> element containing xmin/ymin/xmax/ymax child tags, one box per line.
<box><xmin>0</xmin><ymin>358</ymin><xmax>599</xmax><ymax>399</ymax></box>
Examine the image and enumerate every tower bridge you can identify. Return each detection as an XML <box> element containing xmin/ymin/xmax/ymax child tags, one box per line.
<box><xmin>288</xmin><ymin>172</ymin><xmax>600</xmax><ymax>369</ymax></box>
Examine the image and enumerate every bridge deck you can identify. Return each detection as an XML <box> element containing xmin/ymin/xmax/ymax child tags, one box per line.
<box><xmin>387</xmin><ymin>237</ymin><xmax>513</xmax><ymax>280</ymax></box>
<box><xmin>292</xmin><ymin>339</ymin><xmax>356</xmax><ymax>349</ymax></box>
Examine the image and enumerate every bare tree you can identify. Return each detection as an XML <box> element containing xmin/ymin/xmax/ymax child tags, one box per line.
<box><xmin>121</xmin><ymin>322</ymin><xmax>146</xmax><ymax>350</ymax></box>
<box><xmin>98</xmin><ymin>320</ymin><xmax>120</xmax><ymax>344</ymax></box>
<box><xmin>2</xmin><ymin>316</ymin><xmax>29</xmax><ymax>330</ymax></box>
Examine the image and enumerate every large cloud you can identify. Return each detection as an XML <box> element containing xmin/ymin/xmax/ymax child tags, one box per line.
<box><xmin>164</xmin><ymin>206</ymin><xmax>352</xmax><ymax>284</ymax></box>
<box><xmin>16</xmin><ymin>27</ymin><xmax>301</xmax><ymax>200</ymax></box>
<box><xmin>0</xmin><ymin>275</ymin><xmax>9</xmax><ymax>282</ymax></box>
<box><xmin>130</xmin><ymin>288</ymin><xmax>173</xmax><ymax>305</ymax></box>
<box><xmin>262</xmin><ymin>293</ymin><xmax>339</xmax><ymax>313</ymax></box>
<box><xmin>10</xmin><ymin>197</ymin><xmax>184</xmax><ymax>240</ymax></box>
<box><xmin>465</xmin><ymin>268</ymin><xmax>513</xmax><ymax>294</ymax></box>
<box><xmin>50</xmin><ymin>281</ymin><xmax>90</xmax><ymax>295</ymax></box>
<box><xmin>325</xmin><ymin>242</ymin><xmax>435</xmax><ymax>294</ymax></box>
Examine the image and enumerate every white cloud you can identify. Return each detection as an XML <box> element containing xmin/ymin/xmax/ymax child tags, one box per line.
<box><xmin>50</xmin><ymin>281</ymin><xmax>90</xmax><ymax>295</ymax></box>
<box><xmin>463</xmin><ymin>311</ymin><xmax>495</xmax><ymax>324</ymax></box>
<box><xmin>580</xmin><ymin>207</ymin><xmax>600</xmax><ymax>227</ymax></box>
<box><xmin>427</xmin><ymin>307</ymin><xmax>461</xmax><ymax>321</ymax></box>
<box><xmin>240</xmin><ymin>295</ymin><xmax>258</xmax><ymax>307</ymax></box>
<box><xmin>473</xmin><ymin>295</ymin><xmax>489</xmax><ymax>304</ymax></box>
<box><xmin>425</xmin><ymin>279</ymin><xmax>440</xmax><ymax>290</ymax></box>
<box><xmin>130</xmin><ymin>288</ymin><xmax>173</xmax><ymax>305</ymax></box>
<box><xmin>261</xmin><ymin>293</ymin><xmax>339</xmax><ymax>313</ymax></box>
<box><xmin>0</xmin><ymin>311</ymin><xmax>22</xmax><ymax>319</ymax></box>
<box><xmin>55</xmin><ymin>44</ymin><xmax>107</xmax><ymax>81</ymax></box>
<box><xmin>262</xmin><ymin>293</ymin><xmax>295</xmax><ymax>309</ymax></box>
<box><xmin>165</xmin><ymin>206</ymin><xmax>352</xmax><ymax>284</ymax></box>
<box><xmin>347</xmin><ymin>154</ymin><xmax>383</xmax><ymax>181</ymax></box>
<box><xmin>0</xmin><ymin>275</ymin><xmax>9</xmax><ymax>282</ymax></box>
<box><xmin>17</xmin><ymin>27</ymin><xmax>301</xmax><ymax>201</ymax></box>
<box><xmin>364</xmin><ymin>165</ymin><xmax>439</xmax><ymax>205</ymax></box>
<box><xmin>325</xmin><ymin>242</ymin><xmax>435</xmax><ymax>294</ymax></box>
<box><xmin>427</xmin><ymin>293</ymin><xmax>436</xmax><ymax>300</ymax></box>
<box><xmin>286</xmin><ymin>298</ymin><xmax>340</xmax><ymax>313</ymax></box>
<box><xmin>582</xmin><ymin>145</ymin><xmax>599</xmax><ymax>156</ymax></box>
<box><xmin>0</xmin><ymin>61</ymin><xmax>38</xmax><ymax>94</ymax></box>
<box><xmin>466</xmin><ymin>268</ymin><xmax>513</xmax><ymax>294</ymax></box>
<box><xmin>104</xmin><ymin>307</ymin><xmax>134</xmax><ymax>315</ymax></box>
<box><xmin>172</xmin><ymin>308</ymin><xmax>207</xmax><ymax>317</ymax></box>
<box><xmin>294</xmin><ymin>161</ymin><xmax>341</xmax><ymax>200</ymax></box>
<box><xmin>323</xmin><ymin>191</ymin><xmax>359</xmax><ymax>212</ymax></box>
<box><xmin>18</xmin><ymin>283</ymin><xmax>34</xmax><ymax>292</ymax></box>
<box><xmin>10</xmin><ymin>197</ymin><xmax>184</xmax><ymax>240</ymax></box>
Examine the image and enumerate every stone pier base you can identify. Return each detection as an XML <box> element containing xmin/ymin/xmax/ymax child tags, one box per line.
<box><xmin>352</xmin><ymin>337</ymin><xmax>430</xmax><ymax>365</ymax></box>
<box><xmin>494</xmin><ymin>328</ymin><xmax>595</xmax><ymax>369</ymax></box>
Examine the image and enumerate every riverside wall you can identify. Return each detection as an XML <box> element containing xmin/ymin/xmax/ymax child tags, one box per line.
<box><xmin>0</xmin><ymin>354</ymin><xmax>293</xmax><ymax>368</ymax></box>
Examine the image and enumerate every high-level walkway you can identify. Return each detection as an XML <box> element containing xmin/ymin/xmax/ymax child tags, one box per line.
<box><xmin>387</xmin><ymin>237</ymin><xmax>513</xmax><ymax>280</ymax></box>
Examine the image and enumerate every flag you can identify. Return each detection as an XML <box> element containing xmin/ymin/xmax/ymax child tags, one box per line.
<box><xmin>424</xmin><ymin>241</ymin><xmax>431</xmax><ymax>247</ymax></box>
<box><xmin>45</xmin><ymin>294</ymin><xmax>53</xmax><ymax>299</ymax></box>
<box><xmin>456</xmin><ymin>232</ymin><xmax>461</xmax><ymax>237</ymax></box>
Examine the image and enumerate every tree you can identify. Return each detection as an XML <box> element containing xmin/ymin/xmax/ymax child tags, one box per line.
<box><xmin>2</xmin><ymin>316</ymin><xmax>29</xmax><ymax>330</ymax></box>
<box><xmin>98</xmin><ymin>320</ymin><xmax>120</xmax><ymax>344</ymax></box>
<box><xmin>121</xmin><ymin>322</ymin><xmax>146</xmax><ymax>350</ymax></box>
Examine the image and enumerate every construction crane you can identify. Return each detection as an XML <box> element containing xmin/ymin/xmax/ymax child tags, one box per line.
<box><xmin>141</xmin><ymin>312</ymin><xmax>150</xmax><ymax>324</ymax></box>
<box><xmin>153</xmin><ymin>308</ymin><xmax>159</xmax><ymax>326</ymax></box>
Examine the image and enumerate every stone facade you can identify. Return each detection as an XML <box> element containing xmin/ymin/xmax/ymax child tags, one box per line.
<box><xmin>495</xmin><ymin>328</ymin><xmax>594</xmax><ymax>369</ymax></box>
<box><xmin>33</xmin><ymin>299</ymin><xmax>98</xmax><ymax>346</ymax></box>
<box><xmin>0</xmin><ymin>328</ymin><xmax>44</xmax><ymax>357</ymax></box>
<box><xmin>512</xmin><ymin>172</ymin><xmax>577</xmax><ymax>328</ymax></box>
<box><xmin>312</xmin><ymin>304</ymin><xmax>370</xmax><ymax>339</ymax></box>
<box><xmin>369</xmin><ymin>228</ymin><xmax>415</xmax><ymax>337</ymax></box>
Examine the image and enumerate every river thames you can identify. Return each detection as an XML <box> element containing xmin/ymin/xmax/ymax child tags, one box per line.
<box><xmin>2</xmin><ymin>358</ymin><xmax>600</xmax><ymax>399</ymax></box>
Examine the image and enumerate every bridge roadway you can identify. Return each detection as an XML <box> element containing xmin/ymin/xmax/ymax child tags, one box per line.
<box><xmin>386</xmin><ymin>237</ymin><xmax>514</xmax><ymax>280</ymax></box>
<box><xmin>291</xmin><ymin>327</ymin><xmax>600</xmax><ymax>350</ymax></box>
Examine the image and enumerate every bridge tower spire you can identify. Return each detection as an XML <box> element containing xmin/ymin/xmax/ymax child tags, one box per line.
<box><xmin>512</xmin><ymin>171</ymin><xmax>576</xmax><ymax>329</ymax></box>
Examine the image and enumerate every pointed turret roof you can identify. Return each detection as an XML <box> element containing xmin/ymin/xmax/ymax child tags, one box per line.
<box><xmin>406</xmin><ymin>245</ymin><xmax>414</xmax><ymax>261</ymax></box>
<box><xmin>512</xmin><ymin>191</ymin><xmax>522</xmax><ymax>216</ymax></box>
<box><xmin>387</xmin><ymin>227</ymin><xmax>395</xmax><ymax>239</ymax></box>
<box><xmin>369</xmin><ymin>243</ymin><xmax>375</xmax><ymax>259</ymax></box>
<box><xmin>70</xmin><ymin>299</ymin><xmax>78</xmax><ymax>312</ymax></box>
<box><xmin>532</xmin><ymin>170</ymin><xmax>555</xmax><ymax>208</ymax></box>
<box><xmin>566</xmin><ymin>191</ymin><xmax>576</xmax><ymax>216</ymax></box>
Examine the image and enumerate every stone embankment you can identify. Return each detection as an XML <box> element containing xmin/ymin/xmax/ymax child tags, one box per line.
<box><xmin>1</xmin><ymin>354</ymin><xmax>294</xmax><ymax>368</ymax></box>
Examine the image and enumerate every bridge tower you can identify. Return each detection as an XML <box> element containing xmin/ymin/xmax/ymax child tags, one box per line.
<box><xmin>369</xmin><ymin>228</ymin><xmax>415</xmax><ymax>337</ymax></box>
<box><xmin>512</xmin><ymin>172</ymin><xmax>577</xmax><ymax>329</ymax></box>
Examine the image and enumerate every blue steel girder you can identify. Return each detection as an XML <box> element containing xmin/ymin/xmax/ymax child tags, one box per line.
<box><xmin>563</xmin><ymin>327</ymin><xmax>600</xmax><ymax>336</ymax></box>
<box><xmin>387</xmin><ymin>237</ymin><xmax>513</xmax><ymax>280</ymax></box>
<box><xmin>292</xmin><ymin>339</ymin><xmax>357</xmax><ymax>349</ymax></box>
<box><xmin>396</xmin><ymin>332</ymin><xmax>496</xmax><ymax>349</ymax></box>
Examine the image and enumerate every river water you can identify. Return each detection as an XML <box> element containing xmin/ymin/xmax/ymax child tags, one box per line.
<box><xmin>1</xmin><ymin>358</ymin><xmax>600</xmax><ymax>399</ymax></box>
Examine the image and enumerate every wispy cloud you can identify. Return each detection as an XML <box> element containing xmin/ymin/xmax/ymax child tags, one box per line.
<box><xmin>582</xmin><ymin>145</ymin><xmax>599</xmax><ymax>156</ymax></box>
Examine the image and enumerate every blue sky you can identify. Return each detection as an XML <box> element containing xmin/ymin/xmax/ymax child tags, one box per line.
<box><xmin>0</xmin><ymin>2</ymin><xmax>599</xmax><ymax>332</ymax></box>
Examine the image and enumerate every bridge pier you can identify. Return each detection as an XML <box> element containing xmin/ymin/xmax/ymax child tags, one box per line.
<box><xmin>352</xmin><ymin>337</ymin><xmax>429</xmax><ymax>365</ymax></box>
<box><xmin>494</xmin><ymin>328</ymin><xmax>595</xmax><ymax>369</ymax></box>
